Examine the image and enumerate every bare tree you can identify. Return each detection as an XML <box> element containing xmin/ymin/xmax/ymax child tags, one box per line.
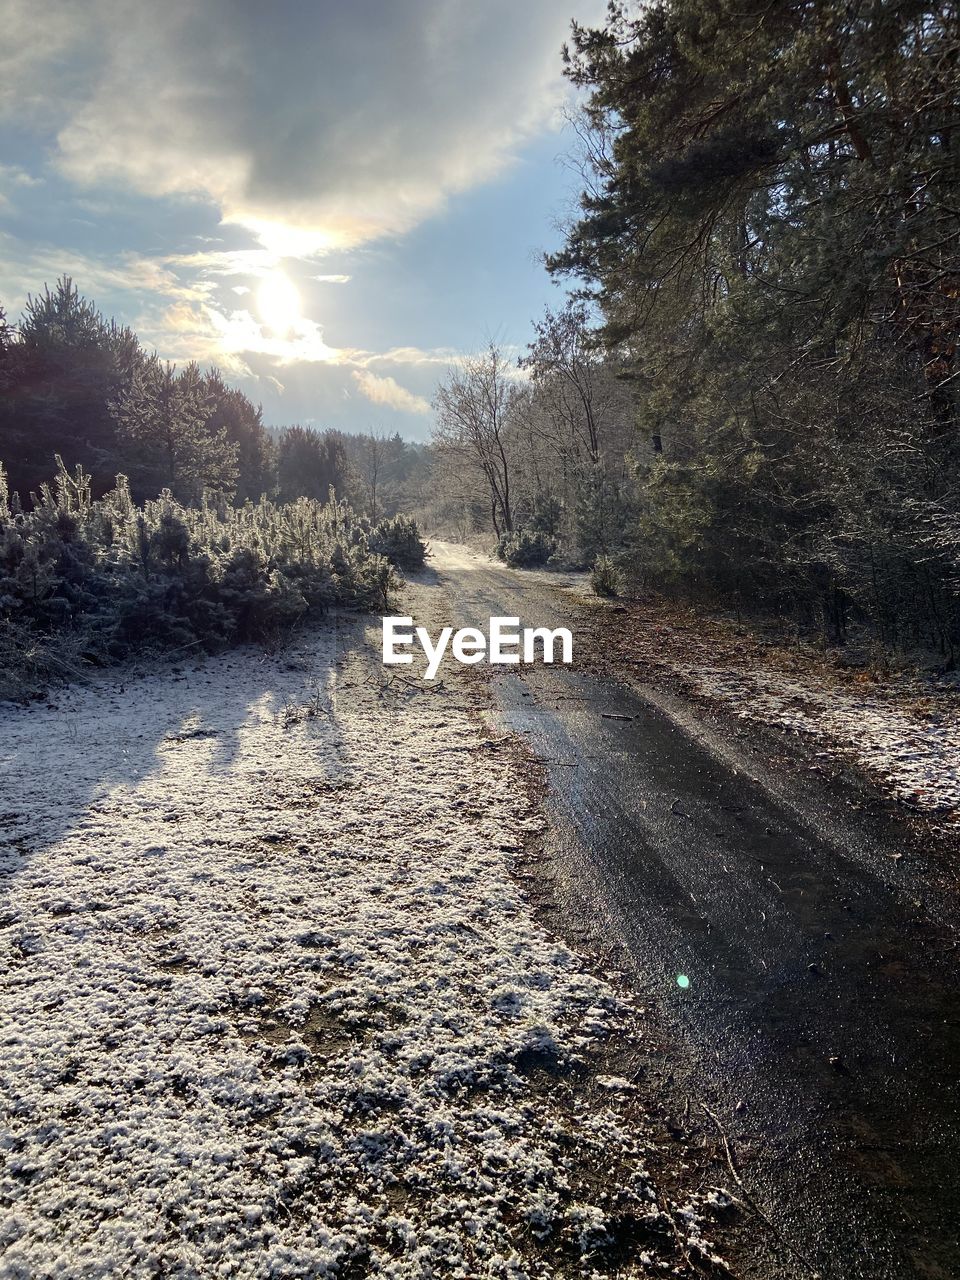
<box><xmin>520</xmin><ymin>300</ymin><xmax>608</xmax><ymax>465</ymax></box>
<box><xmin>357</xmin><ymin>430</ymin><xmax>390</xmax><ymax>522</ymax></box>
<box><xmin>432</xmin><ymin>345</ymin><xmax>516</xmax><ymax>538</ymax></box>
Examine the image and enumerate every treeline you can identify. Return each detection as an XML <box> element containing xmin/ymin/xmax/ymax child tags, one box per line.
<box><xmin>433</xmin><ymin>0</ymin><xmax>960</xmax><ymax>659</ymax></box>
<box><xmin>0</xmin><ymin>277</ymin><xmax>428</xmax><ymax>518</ymax></box>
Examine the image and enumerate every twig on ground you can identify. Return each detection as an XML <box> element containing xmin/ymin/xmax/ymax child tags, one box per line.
<box><xmin>700</xmin><ymin>1103</ymin><xmax>820</xmax><ymax>1278</ymax></box>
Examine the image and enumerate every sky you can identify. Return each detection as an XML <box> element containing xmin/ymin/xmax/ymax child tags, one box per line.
<box><xmin>0</xmin><ymin>0</ymin><xmax>603</xmax><ymax>440</ymax></box>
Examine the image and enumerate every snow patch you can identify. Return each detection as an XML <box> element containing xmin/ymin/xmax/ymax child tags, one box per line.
<box><xmin>690</xmin><ymin>665</ymin><xmax>960</xmax><ymax>819</ymax></box>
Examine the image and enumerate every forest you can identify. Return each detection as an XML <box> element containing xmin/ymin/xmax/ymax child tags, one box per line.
<box><xmin>0</xmin><ymin>277</ymin><xmax>430</xmax><ymax>516</ymax></box>
<box><xmin>430</xmin><ymin>0</ymin><xmax>960</xmax><ymax>659</ymax></box>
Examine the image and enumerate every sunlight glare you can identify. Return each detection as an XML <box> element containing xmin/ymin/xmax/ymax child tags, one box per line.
<box><xmin>257</xmin><ymin>273</ymin><xmax>301</xmax><ymax>334</ymax></box>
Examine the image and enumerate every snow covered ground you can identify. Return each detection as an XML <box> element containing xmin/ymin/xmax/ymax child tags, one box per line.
<box><xmin>428</xmin><ymin>541</ymin><xmax>592</xmax><ymax>599</ymax></box>
<box><xmin>0</xmin><ymin>591</ymin><xmax>722</xmax><ymax>1277</ymax></box>
<box><xmin>593</xmin><ymin>601</ymin><xmax>960</xmax><ymax>826</ymax></box>
<box><xmin>687</xmin><ymin>664</ymin><xmax>960</xmax><ymax>822</ymax></box>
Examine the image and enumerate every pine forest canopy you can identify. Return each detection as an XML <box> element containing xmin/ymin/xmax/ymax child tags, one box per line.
<box><xmin>535</xmin><ymin>0</ymin><xmax>960</xmax><ymax>654</ymax></box>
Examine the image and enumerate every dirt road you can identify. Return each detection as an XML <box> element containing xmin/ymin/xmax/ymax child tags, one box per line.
<box><xmin>429</xmin><ymin>540</ymin><xmax>960</xmax><ymax>1280</ymax></box>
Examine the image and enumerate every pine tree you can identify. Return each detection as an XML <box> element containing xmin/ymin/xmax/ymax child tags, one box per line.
<box><xmin>201</xmin><ymin>368</ymin><xmax>274</xmax><ymax>501</ymax></box>
<box><xmin>111</xmin><ymin>357</ymin><xmax>238</xmax><ymax>503</ymax></box>
<box><xmin>1</xmin><ymin>277</ymin><xmax>140</xmax><ymax>496</ymax></box>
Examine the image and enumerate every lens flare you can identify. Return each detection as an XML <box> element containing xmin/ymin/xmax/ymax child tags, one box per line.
<box><xmin>676</xmin><ymin>974</ymin><xmax>690</xmax><ymax>989</ymax></box>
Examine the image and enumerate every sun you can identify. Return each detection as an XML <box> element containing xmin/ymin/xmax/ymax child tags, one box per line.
<box><xmin>257</xmin><ymin>272</ymin><xmax>301</xmax><ymax>334</ymax></box>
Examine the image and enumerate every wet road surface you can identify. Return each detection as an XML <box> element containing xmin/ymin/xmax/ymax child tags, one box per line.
<box><xmin>429</xmin><ymin>541</ymin><xmax>960</xmax><ymax>1280</ymax></box>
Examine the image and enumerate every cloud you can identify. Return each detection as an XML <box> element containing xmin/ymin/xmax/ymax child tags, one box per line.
<box><xmin>352</xmin><ymin>369</ymin><xmax>431</xmax><ymax>415</ymax></box>
<box><xmin>0</xmin><ymin>230</ymin><xmax>463</xmax><ymax>400</ymax></box>
<box><xmin>0</xmin><ymin>162</ymin><xmax>41</xmax><ymax>190</ymax></box>
<box><xmin>0</xmin><ymin>0</ymin><xmax>596</xmax><ymax>250</ymax></box>
<box><xmin>162</xmin><ymin>249</ymin><xmax>279</xmax><ymax>279</ymax></box>
<box><xmin>0</xmin><ymin>233</ymin><xmax>208</xmax><ymax>318</ymax></box>
<box><xmin>312</xmin><ymin>274</ymin><xmax>351</xmax><ymax>284</ymax></box>
<box><xmin>134</xmin><ymin>297</ymin><xmax>341</xmax><ymax>376</ymax></box>
<box><xmin>354</xmin><ymin>345</ymin><xmax>466</xmax><ymax>368</ymax></box>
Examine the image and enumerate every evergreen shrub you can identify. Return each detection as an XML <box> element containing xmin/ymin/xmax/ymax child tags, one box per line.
<box><xmin>0</xmin><ymin>458</ymin><xmax>424</xmax><ymax>698</ymax></box>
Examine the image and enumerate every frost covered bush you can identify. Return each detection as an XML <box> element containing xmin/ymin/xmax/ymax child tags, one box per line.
<box><xmin>367</xmin><ymin>512</ymin><xmax>426</xmax><ymax>572</ymax></box>
<box><xmin>497</xmin><ymin>528</ymin><xmax>557</xmax><ymax>568</ymax></box>
<box><xmin>0</xmin><ymin>458</ymin><xmax>399</xmax><ymax>697</ymax></box>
